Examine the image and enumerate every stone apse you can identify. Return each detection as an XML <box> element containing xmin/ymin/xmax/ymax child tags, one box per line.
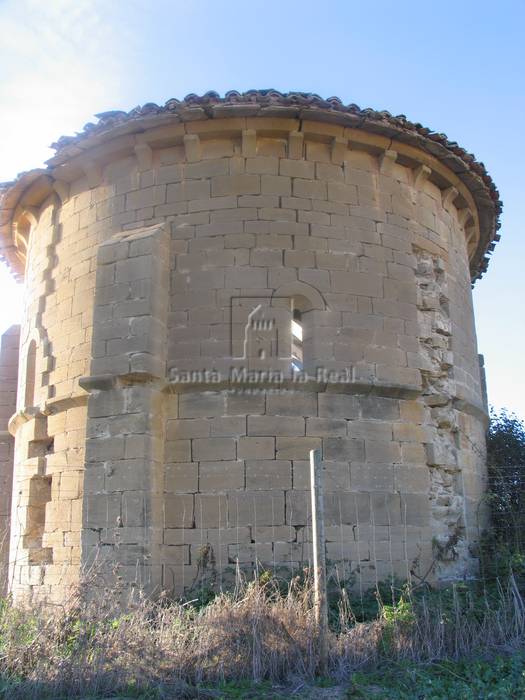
<box><xmin>0</xmin><ymin>91</ymin><xmax>501</xmax><ymax>602</ymax></box>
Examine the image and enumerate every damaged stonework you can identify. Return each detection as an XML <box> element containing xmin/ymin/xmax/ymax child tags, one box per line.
<box><xmin>414</xmin><ymin>248</ymin><xmax>470</xmax><ymax>578</ymax></box>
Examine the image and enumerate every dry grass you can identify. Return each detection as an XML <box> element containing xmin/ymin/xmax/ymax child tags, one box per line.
<box><xmin>0</xmin><ymin>566</ymin><xmax>524</xmax><ymax>699</ymax></box>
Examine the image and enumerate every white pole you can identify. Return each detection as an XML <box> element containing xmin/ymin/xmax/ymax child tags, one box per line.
<box><xmin>310</xmin><ymin>447</ymin><xmax>328</xmax><ymax>674</ymax></box>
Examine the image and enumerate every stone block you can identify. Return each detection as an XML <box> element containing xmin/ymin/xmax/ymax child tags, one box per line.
<box><xmin>370</xmin><ymin>493</ymin><xmax>402</xmax><ymax>526</ymax></box>
<box><xmin>274</xmin><ymin>541</ymin><xmax>312</xmax><ymax>563</ymax></box>
<box><xmin>104</xmin><ymin>461</ymin><xmax>148</xmax><ymax>492</ymax></box>
<box><xmin>179</xmin><ymin>393</ymin><xmax>225</xmax><ymax>418</ymax></box>
<box><xmin>212</xmin><ymin>174</ymin><xmax>260</xmax><ymax>196</ymax></box>
<box><xmin>84</xmin><ymin>494</ymin><xmax>121</xmax><ymax>528</ymax></box>
<box><xmin>347</xmin><ymin>421</ymin><xmax>393</xmax><ymax>441</ymax></box>
<box><xmin>286</xmin><ymin>490</ymin><xmax>370</xmax><ymax>526</ymax></box>
<box><xmin>229</xmin><ymin>490</ymin><xmax>285</xmax><ymax>527</ymax></box>
<box><xmin>167</xmin><ymin>180</ymin><xmax>210</xmax><ymax>202</ymax></box>
<box><xmin>226</xmin><ymin>392</ymin><xmax>266</xmax><ymax>415</ymax></box>
<box><xmin>323</xmin><ymin>437</ymin><xmax>365</xmax><ymax>462</ymax></box>
<box><xmin>365</xmin><ymin>440</ymin><xmax>401</xmax><ymax>463</ymax></box>
<box><xmin>126</xmin><ymin>186</ymin><xmax>166</xmax><ymax>210</ymax></box>
<box><xmin>328</xmin><ymin>182</ymin><xmax>358</xmax><ymax>204</ymax></box>
<box><xmin>306</xmin><ymin>418</ymin><xmax>347</xmax><ymax>436</ymax></box>
<box><xmin>400</xmin><ymin>400</ymin><xmax>426</xmax><ymax>424</ymax></box>
<box><xmin>250</xmin><ymin>249</ymin><xmax>283</xmax><ymax>267</ymax></box>
<box><xmin>188</xmin><ymin>195</ymin><xmax>237</xmax><ymax>212</ymax></box>
<box><xmin>192</xmin><ymin>437</ymin><xmax>236</xmax><ymax>461</ymax></box>
<box><xmin>318</xmin><ymin>394</ymin><xmax>359</xmax><ymax>419</ymax></box>
<box><xmin>316</xmin><ymin>162</ymin><xmax>344</xmax><ymax>182</ymax></box>
<box><xmin>254</xmin><ymin>526</ymin><xmax>296</xmax><ymax>543</ymax></box>
<box><xmin>361</xmin><ymin>397</ymin><xmax>400</xmax><ymax>420</ymax></box>
<box><xmin>199</xmin><ymin>461</ymin><xmax>245</xmax><ymax>491</ymax></box>
<box><xmin>292</xmin><ymin>179</ymin><xmax>327</xmax><ymax>200</ymax></box>
<box><xmin>204</xmin><ymin>526</ymin><xmax>252</xmax><ymax>546</ymax></box>
<box><xmin>280</xmin><ymin>159</ymin><xmax>314</xmax><ymax>179</ymax></box>
<box><xmin>248</xmin><ymin>415</ymin><xmax>305</xmax><ymax>437</ymax></box>
<box><xmin>266</xmin><ymin>392</ymin><xmax>317</xmax><ymax>417</ymax></box>
<box><xmin>394</xmin><ymin>464</ymin><xmax>430</xmax><ymax>494</ymax></box>
<box><xmin>225</xmin><ymin>267</ymin><xmax>267</xmax><ymax>288</ymax></box>
<box><xmin>261</xmin><ymin>175</ymin><xmax>292</xmax><ymax>196</ymax></box>
<box><xmin>245</xmin><ymin>156</ymin><xmax>278</xmax><ymax>174</ymax></box>
<box><xmin>245</xmin><ymin>460</ymin><xmax>292</xmax><ymax>490</ymax></box>
<box><xmin>167</xmin><ymin>419</ymin><xmax>210</xmax><ymax>439</ymax></box>
<box><xmin>393</xmin><ymin>423</ymin><xmax>429</xmax><ymax>443</ymax></box>
<box><xmin>210</xmin><ymin>416</ymin><xmax>247</xmax><ymax>437</ymax></box>
<box><xmin>165</xmin><ymin>463</ymin><xmax>199</xmax><ymax>493</ymax></box>
<box><xmin>288</xmin><ymin>131</ymin><xmax>304</xmax><ymax>159</ymax></box>
<box><xmin>276</xmin><ymin>437</ymin><xmax>321</xmax><ymax>460</ymax></box>
<box><xmin>237</xmin><ymin>436</ymin><xmax>275</xmax><ymax>460</ymax></box>
<box><xmin>233</xmin><ymin>543</ymin><xmax>273</xmax><ymax>564</ymax></box>
<box><xmin>331</xmin><ymin>270</ymin><xmax>383</xmax><ymax>297</ymax></box>
<box><xmin>401</xmin><ymin>442</ymin><xmax>427</xmax><ymax>464</ymax></box>
<box><xmin>194</xmin><ymin>494</ymin><xmax>227</xmax><ymax>528</ymax></box>
<box><xmin>351</xmin><ymin>462</ymin><xmax>394</xmax><ymax>491</ymax></box>
<box><xmin>166</xmin><ymin>439</ymin><xmax>191</xmax><ymax>463</ymax></box>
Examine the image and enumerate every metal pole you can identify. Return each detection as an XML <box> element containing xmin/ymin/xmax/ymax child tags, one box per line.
<box><xmin>309</xmin><ymin>447</ymin><xmax>328</xmax><ymax>674</ymax></box>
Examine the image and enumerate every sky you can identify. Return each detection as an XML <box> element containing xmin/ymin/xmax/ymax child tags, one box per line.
<box><xmin>0</xmin><ymin>0</ymin><xmax>523</xmax><ymax>416</ymax></box>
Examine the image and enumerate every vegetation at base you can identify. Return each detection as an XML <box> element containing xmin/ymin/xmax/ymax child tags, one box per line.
<box><xmin>0</xmin><ymin>406</ymin><xmax>524</xmax><ymax>698</ymax></box>
<box><xmin>0</xmin><ymin>565</ymin><xmax>524</xmax><ymax>699</ymax></box>
<box><xmin>347</xmin><ymin>654</ymin><xmax>525</xmax><ymax>700</ymax></box>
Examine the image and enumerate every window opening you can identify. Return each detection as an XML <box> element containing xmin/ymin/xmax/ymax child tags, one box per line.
<box><xmin>291</xmin><ymin>307</ymin><xmax>303</xmax><ymax>372</ymax></box>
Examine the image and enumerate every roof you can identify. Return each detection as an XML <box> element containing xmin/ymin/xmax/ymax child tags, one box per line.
<box><xmin>0</xmin><ymin>90</ymin><xmax>502</xmax><ymax>281</ymax></box>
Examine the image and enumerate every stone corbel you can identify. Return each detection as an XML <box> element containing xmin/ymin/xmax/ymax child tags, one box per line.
<box><xmin>331</xmin><ymin>137</ymin><xmax>347</xmax><ymax>165</ymax></box>
<box><xmin>52</xmin><ymin>180</ymin><xmax>70</xmax><ymax>204</ymax></box>
<box><xmin>134</xmin><ymin>143</ymin><xmax>153</xmax><ymax>171</ymax></box>
<box><xmin>465</xmin><ymin>226</ymin><xmax>479</xmax><ymax>255</ymax></box>
<box><xmin>457</xmin><ymin>207</ymin><xmax>474</xmax><ymax>228</ymax></box>
<box><xmin>183</xmin><ymin>134</ymin><xmax>201</xmax><ymax>162</ymax></box>
<box><xmin>288</xmin><ymin>131</ymin><xmax>304</xmax><ymax>160</ymax></box>
<box><xmin>21</xmin><ymin>207</ymin><xmax>39</xmax><ymax>228</ymax></box>
<box><xmin>442</xmin><ymin>186</ymin><xmax>458</xmax><ymax>211</ymax></box>
<box><xmin>12</xmin><ymin>226</ymin><xmax>28</xmax><ymax>257</ymax></box>
<box><xmin>413</xmin><ymin>164</ymin><xmax>431</xmax><ymax>189</ymax></box>
<box><xmin>242</xmin><ymin>129</ymin><xmax>257</xmax><ymax>158</ymax></box>
<box><xmin>379</xmin><ymin>149</ymin><xmax>397</xmax><ymax>175</ymax></box>
<box><xmin>83</xmin><ymin>161</ymin><xmax>103</xmax><ymax>189</ymax></box>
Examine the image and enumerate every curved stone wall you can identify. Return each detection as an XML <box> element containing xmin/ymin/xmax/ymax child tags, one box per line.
<box><xmin>4</xmin><ymin>112</ymin><xmax>489</xmax><ymax>601</ymax></box>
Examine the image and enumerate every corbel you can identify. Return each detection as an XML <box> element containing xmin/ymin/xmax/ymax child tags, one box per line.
<box><xmin>331</xmin><ymin>137</ymin><xmax>347</xmax><ymax>165</ymax></box>
<box><xmin>134</xmin><ymin>143</ymin><xmax>153</xmax><ymax>171</ymax></box>
<box><xmin>21</xmin><ymin>207</ymin><xmax>39</xmax><ymax>228</ymax></box>
<box><xmin>442</xmin><ymin>186</ymin><xmax>458</xmax><ymax>211</ymax></box>
<box><xmin>288</xmin><ymin>130</ymin><xmax>304</xmax><ymax>160</ymax></box>
<box><xmin>465</xmin><ymin>225</ymin><xmax>479</xmax><ymax>253</ymax></box>
<box><xmin>379</xmin><ymin>149</ymin><xmax>397</xmax><ymax>175</ymax></box>
<box><xmin>413</xmin><ymin>164</ymin><xmax>431</xmax><ymax>189</ymax></box>
<box><xmin>457</xmin><ymin>207</ymin><xmax>474</xmax><ymax>228</ymax></box>
<box><xmin>242</xmin><ymin>129</ymin><xmax>257</xmax><ymax>158</ymax></box>
<box><xmin>83</xmin><ymin>160</ymin><xmax>103</xmax><ymax>189</ymax></box>
<box><xmin>52</xmin><ymin>179</ymin><xmax>70</xmax><ymax>204</ymax></box>
<box><xmin>13</xmin><ymin>223</ymin><xmax>29</xmax><ymax>254</ymax></box>
<box><xmin>183</xmin><ymin>134</ymin><xmax>201</xmax><ymax>162</ymax></box>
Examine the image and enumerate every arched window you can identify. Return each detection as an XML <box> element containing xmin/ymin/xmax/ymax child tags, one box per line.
<box><xmin>272</xmin><ymin>281</ymin><xmax>327</xmax><ymax>377</ymax></box>
<box><xmin>24</xmin><ymin>340</ymin><xmax>37</xmax><ymax>408</ymax></box>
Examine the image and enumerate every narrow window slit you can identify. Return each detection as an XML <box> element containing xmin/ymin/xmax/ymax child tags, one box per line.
<box><xmin>291</xmin><ymin>307</ymin><xmax>303</xmax><ymax>372</ymax></box>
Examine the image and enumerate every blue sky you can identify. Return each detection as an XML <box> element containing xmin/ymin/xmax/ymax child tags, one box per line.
<box><xmin>0</xmin><ymin>0</ymin><xmax>523</xmax><ymax>415</ymax></box>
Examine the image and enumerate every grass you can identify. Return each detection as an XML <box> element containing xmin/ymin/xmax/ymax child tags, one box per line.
<box><xmin>0</xmin><ymin>566</ymin><xmax>524</xmax><ymax>699</ymax></box>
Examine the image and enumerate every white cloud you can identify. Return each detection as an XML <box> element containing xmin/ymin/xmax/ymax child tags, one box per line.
<box><xmin>0</xmin><ymin>0</ymin><xmax>134</xmax><ymax>332</ymax></box>
<box><xmin>0</xmin><ymin>0</ymin><xmax>130</xmax><ymax>180</ymax></box>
